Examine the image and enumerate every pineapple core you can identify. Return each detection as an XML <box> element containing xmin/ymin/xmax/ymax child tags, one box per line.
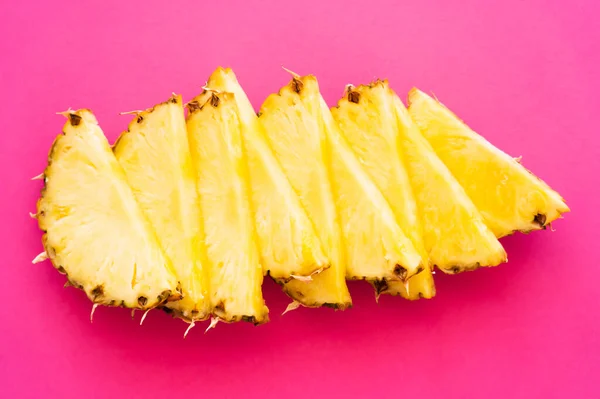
<box><xmin>113</xmin><ymin>95</ymin><xmax>210</xmax><ymax>322</ymax></box>
<box><xmin>187</xmin><ymin>91</ymin><xmax>269</xmax><ymax>324</ymax></box>
<box><xmin>407</xmin><ymin>88</ymin><xmax>570</xmax><ymax>238</ymax></box>
<box><xmin>37</xmin><ymin>110</ymin><xmax>179</xmax><ymax>310</ymax></box>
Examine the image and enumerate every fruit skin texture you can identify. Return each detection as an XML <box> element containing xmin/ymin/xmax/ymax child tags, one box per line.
<box><xmin>37</xmin><ymin>110</ymin><xmax>179</xmax><ymax>310</ymax></box>
<box><xmin>204</xmin><ymin>67</ymin><xmax>328</xmax><ymax>282</ymax></box>
<box><xmin>258</xmin><ymin>74</ymin><xmax>351</xmax><ymax>309</ymax></box>
<box><xmin>112</xmin><ymin>95</ymin><xmax>210</xmax><ymax>322</ymax></box>
<box><xmin>186</xmin><ymin>91</ymin><xmax>268</xmax><ymax>324</ymax></box>
<box><xmin>392</xmin><ymin>88</ymin><xmax>507</xmax><ymax>274</ymax></box>
<box><xmin>407</xmin><ymin>88</ymin><xmax>570</xmax><ymax>238</ymax></box>
<box><xmin>332</xmin><ymin>81</ymin><xmax>434</xmax><ymax>299</ymax></box>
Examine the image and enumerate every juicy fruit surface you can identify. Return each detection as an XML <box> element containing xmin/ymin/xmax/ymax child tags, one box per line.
<box><xmin>187</xmin><ymin>92</ymin><xmax>268</xmax><ymax>324</ymax></box>
<box><xmin>34</xmin><ymin>66</ymin><xmax>570</xmax><ymax>327</ymax></box>
<box><xmin>332</xmin><ymin>82</ymin><xmax>434</xmax><ymax>298</ymax></box>
<box><xmin>326</xmin><ymin>110</ymin><xmax>422</xmax><ymax>280</ymax></box>
<box><xmin>299</xmin><ymin>78</ymin><xmax>423</xmax><ymax>282</ymax></box>
<box><xmin>393</xmin><ymin>92</ymin><xmax>507</xmax><ymax>273</ymax></box>
<box><xmin>259</xmin><ymin>74</ymin><xmax>351</xmax><ymax>308</ymax></box>
<box><xmin>112</xmin><ymin>96</ymin><xmax>209</xmax><ymax>321</ymax></box>
<box><xmin>407</xmin><ymin>88</ymin><xmax>570</xmax><ymax>238</ymax></box>
<box><xmin>205</xmin><ymin>68</ymin><xmax>327</xmax><ymax>280</ymax></box>
<box><xmin>37</xmin><ymin>110</ymin><xmax>178</xmax><ymax>309</ymax></box>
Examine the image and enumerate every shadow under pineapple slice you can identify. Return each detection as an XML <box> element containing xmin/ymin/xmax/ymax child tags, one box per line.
<box><xmin>186</xmin><ymin>91</ymin><xmax>268</xmax><ymax>325</ymax></box>
<box><xmin>36</xmin><ymin>109</ymin><xmax>179</xmax><ymax>315</ymax></box>
<box><xmin>258</xmin><ymin>73</ymin><xmax>351</xmax><ymax>309</ymax></box>
<box><xmin>332</xmin><ymin>81</ymin><xmax>434</xmax><ymax>300</ymax></box>
<box><xmin>112</xmin><ymin>95</ymin><xmax>210</xmax><ymax>325</ymax></box>
<box><xmin>407</xmin><ymin>88</ymin><xmax>570</xmax><ymax>238</ymax></box>
<box><xmin>393</xmin><ymin>89</ymin><xmax>507</xmax><ymax>274</ymax></box>
<box><xmin>203</xmin><ymin>67</ymin><xmax>328</xmax><ymax>282</ymax></box>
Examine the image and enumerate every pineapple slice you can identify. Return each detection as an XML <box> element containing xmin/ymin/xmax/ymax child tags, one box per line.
<box><xmin>407</xmin><ymin>88</ymin><xmax>570</xmax><ymax>237</ymax></box>
<box><xmin>36</xmin><ymin>110</ymin><xmax>179</xmax><ymax>310</ymax></box>
<box><xmin>263</xmin><ymin>73</ymin><xmax>421</xmax><ymax>279</ymax></box>
<box><xmin>258</xmin><ymin>74</ymin><xmax>351</xmax><ymax>308</ymax></box>
<box><xmin>203</xmin><ymin>67</ymin><xmax>328</xmax><ymax>281</ymax></box>
<box><xmin>322</xmin><ymin>94</ymin><xmax>422</xmax><ymax>281</ymax></box>
<box><xmin>112</xmin><ymin>95</ymin><xmax>210</xmax><ymax>322</ymax></box>
<box><xmin>186</xmin><ymin>91</ymin><xmax>269</xmax><ymax>324</ymax></box>
<box><xmin>332</xmin><ymin>82</ymin><xmax>434</xmax><ymax>299</ymax></box>
<box><xmin>392</xmin><ymin>88</ymin><xmax>507</xmax><ymax>273</ymax></box>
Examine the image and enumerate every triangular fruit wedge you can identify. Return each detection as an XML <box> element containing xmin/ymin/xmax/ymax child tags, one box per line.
<box><xmin>113</xmin><ymin>95</ymin><xmax>210</xmax><ymax>322</ymax></box>
<box><xmin>258</xmin><ymin>73</ymin><xmax>351</xmax><ymax>309</ymax></box>
<box><xmin>391</xmin><ymin>88</ymin><xmax>506</xmax><ymax>273</ymax></box>
<box><xmin>186</xmin><ymin>91</ymin><xmax>269</xmax><ymax>324</ymax></box>
<box><xmin>332</xmin><ymin>82</ymin><xmax>434</xmax><ymax>299</ymax></box>
<box><xmin>204</xmin><ymin>67</ymin><xmax>328</xmax><ymax>281</ymax></box>
<box><xmin>37</xmin><ymin>110</ymin><xmax>179</xmax><ymax>310</ymax></box>
<box><xmin>407</xmin><ymin>88</ymin><xmax>570</xmax><ymax>238</ymax></box>
<box><xmin>274</xmin><ymin>74</ymin><xmax>423</xmax><ymax>281</ymax></box>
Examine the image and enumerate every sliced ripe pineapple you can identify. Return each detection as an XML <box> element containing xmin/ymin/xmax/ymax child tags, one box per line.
<box><xmin>271</xmin><ymin>74</ymin><xmax>422</xmax><ymax>281</ymax></box>
<box><xmin>204</xmin><ymin>67</ymin><xmax>328</xmax><ymax>281</ymax></box>
<box><xmin>112</xmin><ymin>95</ymin><xmax>210</xmax><ymax>322</ymax></box>
<box><xmin>391</xmin><ymin>89</ymin><xmax>506</xmax><ymax>273</ymax></box>
<box><xmin>258</xmin><ymin>74</ymin><xmax>351</xmax><ymax>308</ymax></box>
<box><xmin>322</xmin><ymin>86</ymin><xmax>423</xmax><ymax>281</ymax></box>
<box><xmin>186</xmin><ymin>91</ymin><xmax>269</xmax><ymax>324</ymax></box>
<box><xmin>37</xmin><ymin>110</ymin><xmax>179</xmax><ymax>310</ymax></box>
<box><xmin>332</xmin><ymin>81</ymin><xmax>434</xmax><ymax>299</ymax></box>
<box><xmin>407</xmin><ymin>88</ymin><xmax>570</xmax><ymax>238</ymax></box>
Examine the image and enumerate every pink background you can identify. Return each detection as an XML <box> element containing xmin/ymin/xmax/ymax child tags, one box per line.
<box><xmin>1</xmin><ymin>0</ymin><xmax>598</xmax><ymax>398</ymax></box>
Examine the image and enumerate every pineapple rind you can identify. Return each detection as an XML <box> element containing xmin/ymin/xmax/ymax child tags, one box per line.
<box><xmin>37</xmin><ymin>110</ymin><xmax>179</xmax><ymax>310</ymax></box>
<box><xmin>113</xmin><ymin>95</ymin><xmax>210</xmax><ymax>322</ymax></box>
<box><xmin>205</xmin><ymin>67</ymin><xmax>328</xmax><ymax>280</ymax></box>
<box><xmin>407</xmin><ymin>88</ymin><xmax>570</xmax><ymax>238</ymax></box>
<box><xmin>259</xmin><ymin>75</ymin><xmax>351</xmax><ymax>308</ymax></box>
<box><xmin>187</xmin><ymin>91</ymin><xmax>268</xmax><ymax>324</ymax></box>
<box><xmin>373</xmin><ymin>272</ymin><xmax>436</xmax><ymax>300</ymax></box>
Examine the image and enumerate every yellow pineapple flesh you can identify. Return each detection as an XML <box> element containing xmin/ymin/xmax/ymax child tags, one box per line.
<box><xmin>204</xmin><ymin>67</ymin><xmax>328</xmax><ymax>281</ymax></box>
<box><xmin>37</xmin><ymin>110</ymin><xmax>179</xmax><ymax>310</ymax></box>
<box><xmin>284</xmin><ymin>75</ymin><xmax>422</xmax><ymax>281</ymax></box>
<box><xmin>407</xmin><ymin>88</ymin><xmax>570</xmax><ymax>238</ymax></box>
<box><xmin>186</xmin><ymin>91</ymin><xmax>268</xmax><ymax>324</ymax></box>
<box><xmin>112</xmin><ymin>95</ymin><xmax>210</xmax><ymax>322</ymax></box>
<box><xmin>332</xmin><ymin>82</ymin><xmax>434</xmax><ymax>299</ymax></box>
<box><xmin>393</xmin><ymin>88</ymin><xmax>507</xmax><ymax>273</ymax></box>
<box><xmin>258</xmin><ymin>74</ymin><xmax>351</xmax><ymax>308</ymax></box>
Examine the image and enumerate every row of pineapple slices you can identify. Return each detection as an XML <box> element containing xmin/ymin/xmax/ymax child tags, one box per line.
<box><xmin>33</xmin><ymin>67</ymin><xmax>569</xmax><ymax>335</ymax></box>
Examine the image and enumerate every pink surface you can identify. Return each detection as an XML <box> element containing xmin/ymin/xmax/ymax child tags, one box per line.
<box><xmin>1</xmin><ymin>0</ymin><xmax>598</xmax><ymax>398</ymax></box>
